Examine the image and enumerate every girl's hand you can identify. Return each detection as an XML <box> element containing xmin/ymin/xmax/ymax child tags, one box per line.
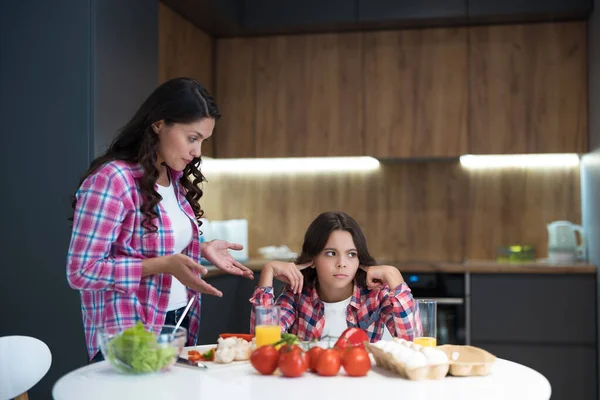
<box><xmin>360</xmin><ymin>265</ymin><xmax>404</xmax><ymax>290</ymax></box>
<box><xmin>259</xmin><ymin>261</ymin><xmax>313</xmax><ymax>294</ymax></box>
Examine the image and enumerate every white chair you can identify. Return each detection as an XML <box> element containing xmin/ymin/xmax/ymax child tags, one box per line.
<box><xmin>0</xmin><ymin>336</ymin><xmax>52</xmax><ymax>400</ymax></box>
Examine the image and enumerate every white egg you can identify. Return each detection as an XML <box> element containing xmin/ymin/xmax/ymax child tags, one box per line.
<box><xmin>404</xmin><ymin>352</ymin><xmax>428</xmax><ymax>369</ymax></box>
<box><xmin>421</xmin><ymin>347</ymin><xmax>449</xmax><ymax>365</ymax></box>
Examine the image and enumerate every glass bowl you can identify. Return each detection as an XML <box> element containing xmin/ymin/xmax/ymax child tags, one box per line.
<box><xmin>97</xmin><ymin>321</ymin><xmax>187</xmax><ymax>374</ymax></box>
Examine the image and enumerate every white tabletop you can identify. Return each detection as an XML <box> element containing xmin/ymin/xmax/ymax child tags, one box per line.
<box><xmin>53</xmin><ymin>350</ymin><xmax>551</xmax><ymax>400</ymax></box>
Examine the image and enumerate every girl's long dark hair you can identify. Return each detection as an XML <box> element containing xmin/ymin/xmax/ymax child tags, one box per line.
<box><xmin>295</xmin><ymin>211</ymin><xmax>377</xmax><ymax>289</ymax></box>
<box><xmin>72</xmin><ymin>77</ymin><xmax>220</xmax><ymax>233</ymax></box>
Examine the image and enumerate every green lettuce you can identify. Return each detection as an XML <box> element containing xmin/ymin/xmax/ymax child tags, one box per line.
<box><xmin>106</xmin><ymin>321</ymin><xmax>177</xmax><ymax>373</ymax></box>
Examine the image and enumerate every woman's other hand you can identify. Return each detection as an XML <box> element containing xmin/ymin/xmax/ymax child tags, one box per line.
<box><xmin>201</xmin><ymin>240</ymin><xmax>254</xmax><ymax>279</ymax></box>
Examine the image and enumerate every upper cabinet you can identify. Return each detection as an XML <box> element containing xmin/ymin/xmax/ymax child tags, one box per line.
<box><xmin>469</xmin><ymin>21</ymin><xmax>588</xmax><ymax>154</ymax></box>
<box><xmin>215</xmin><ymin>28</ymin><xmax>466</xmax><ymax>158</ymax></box>
<box><xmin>468</xmin><ymin>0</ymin><xmax>591</xmax><ymax>23</ymax></box>
<box><xmin>216</xmin><ymin>32</ymin><xmax>365</xmax><ymax>158</ymax></box>
<box><xmin>254</xmin><ymin>33</ymin><xmax>364</xmax><ymax>158</ymax></box>
<box><xmin>363</xmin><ymin>27</ymin><xmax>468</xmax><ymax>158</ymax></box>
<box><xmin>213</xmin><ymin>21</ymin><xmax>587</xmax><ymax>158</ymax></box>
<box><xmin>215</xmin><ymin>38</ymin><xmax>257</xmax><ymax>158</ymax></box>
<box><xmin>358</xmin><ymin>0</ymin><xmax>467</xmax><ymax>23</ymax></box>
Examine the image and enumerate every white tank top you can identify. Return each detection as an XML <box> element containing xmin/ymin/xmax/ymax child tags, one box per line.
<box><xmin>156</xmin><ymin>179</ymin><xmax>193</xmax><ymax>311</ymax></box>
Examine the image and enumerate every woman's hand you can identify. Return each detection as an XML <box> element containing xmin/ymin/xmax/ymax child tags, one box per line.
<box><xmin>360</xmin><ymin>265</ymin><xmax>404</xmax><ymax>290</ymax></box>
<box><xmin>164</xmin><ymin>254</ymin><xmax>223</xmax><ymax>297</ymax></box>
<box><xmin>201</xmin><ymin>240</ymin><xmax>254</xmax><ymax>279</ymax></box>
<box><xmin>258</xmin><ymin>261</ymin><xmax>313</xmax><ymax>294</ymax></box>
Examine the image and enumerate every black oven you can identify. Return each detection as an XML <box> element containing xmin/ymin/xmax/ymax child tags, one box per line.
<box><xmin>405</xmin><ymin>272</ymin><xmax>468</xmax><ymax>345</ymax></box>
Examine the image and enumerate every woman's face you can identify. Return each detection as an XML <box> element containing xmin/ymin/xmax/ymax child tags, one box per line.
<box><xmin>154</xmin><ymin>118</ymin><xmax>215</xmax><ymax>171</ymax></box>
<box><xmin>313</xmin><ymin>230</ymin><xmax>360</xmax><ymax>290</ymax></box>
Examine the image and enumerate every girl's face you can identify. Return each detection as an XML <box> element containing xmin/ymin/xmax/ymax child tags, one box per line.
<box><xmin>313</xmin><ymin>230</ymin><xmax>360</xmax><ymax>291</ymax></box>
<box><xmin>154</xmin><ymin>118</ymin><xmax>215</xmax><ymax>171</ymax></box>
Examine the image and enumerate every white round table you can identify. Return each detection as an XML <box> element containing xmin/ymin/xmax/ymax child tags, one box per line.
<box><xmin>53</xmin><ymin>357</ymin><xmax>551</xmax><ymax>400</ymax></box>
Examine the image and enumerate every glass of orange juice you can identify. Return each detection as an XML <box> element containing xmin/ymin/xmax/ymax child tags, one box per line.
<box><xmin>254</xmin><ymin>305</ymin><xmax>281</xmax><ymax>347</ymax></box>
<box><xmin>413</xmin><ymin>299</ymin><xmax>437</xmax><ymax>347</ymax></box>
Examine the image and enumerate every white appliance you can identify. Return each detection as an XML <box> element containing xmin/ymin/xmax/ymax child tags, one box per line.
<box><xmin>547</xmin><ymin>220</ymin><xmax>586</xmax><ymax>262</ymax></box>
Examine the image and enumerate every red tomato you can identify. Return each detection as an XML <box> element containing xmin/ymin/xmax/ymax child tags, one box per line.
<box><xmin>334</xmin><ymin>328</ymin><xmax>369</xmax><ymax>350</ymax></box>
<box><xmin>278</xmin><ymin>347</ymin><xmax>308</xmax><ymax>378</ymax></box>
<box><xmin>279</xmin><ymin>343</ymin><xmax>302</xmax><ymax>355</ymax></box>
<box><xmin>315</xmin><ymin>348</ymin><xmax>342</xmax><ymax>377</ymax></box>
<box><xmin>307</xmin><ymin>347</ymin><xmax>324</xmax><ymax>372</ymax></box>
<box><xmin>342</xmin><ymin>347</ymin><xmax>371</xmax><ymax>377</ymax></box>
<box><xmin>250</xmin><ymin>345</ymin><xmax>279</xmax><ymax>375</ymax></box>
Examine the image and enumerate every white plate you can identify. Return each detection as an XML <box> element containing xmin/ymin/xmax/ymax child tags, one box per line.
<box><xmin>181</xmin><ymin>344</ymin><xmax>251</xmax><ymax>369</ymax></box>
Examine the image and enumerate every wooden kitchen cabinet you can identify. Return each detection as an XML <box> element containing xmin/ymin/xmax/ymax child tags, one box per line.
<box><xmin>215</xmin><ymin>38</ymin><xmax>258</xmax><ymax>158</ymax></box>
<box><xmin>469</xmin><ymin>21</ymin><xmax>587</xmax><ymax>154</ymax></box>
<box><xmin>215</xmin><ymin>32</ymin><xmax>364</xmax><ymax>158</ymax></box>
<box><xmin>214</xmin><ymin>21</ymin><xmax>586</xmax><ymax>158</ymax></box>
<box><xmin>363</xmin><ymin>27</ymin><xmax>468</xmax><ymax>158</ymax></box>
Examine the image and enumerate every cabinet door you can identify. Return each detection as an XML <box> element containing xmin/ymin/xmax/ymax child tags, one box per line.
<box><xmin>473</xmin><ymin>343</ymin><xmax>597</xmax><ymax>400</ymax></box>
<box><xmin>468</xmin><ymin>0</ymin><xmax>591</xmax><ymax>21</ymax></box>
<box><xmin>364</xmin><ymin>27</ymin><xmax>468</xmax><ymax>158</ymax></box>
<box><xmin>358</xmin><ymin>0</ymin><xmax>466</xmax><ymax>22</ymax></box>
<box><xmin>254</xmin><ymin>32</ymin><xmax>364</xmax><ymax>157</ymax></box>
<box><xmin>214</xmin><ymin>38</ymin><xmax>257</xmax><ymax>158</ymax></box>
<box><xmin>469</xmin><ymin>22</ymin><xmax>587</xmax><ymax>154</ymax></box>
<box><xmin>197</xmin><ymin>275</ymin><xmax>241</xmax><ymax>344</ymax></box>
<box><xmin>198</xmin><ymin>274</ymin><xmax>289</xmax><ymax>344</ymax></box>
<box><xmin>470</xmin><ymin>274</ymin><xmax>596</xmax><ymax>344</ymax></box>
<box><xmin>244</xmin><ymin>0</ymin><xmax>356</xmax><ymax>31</ymax></box>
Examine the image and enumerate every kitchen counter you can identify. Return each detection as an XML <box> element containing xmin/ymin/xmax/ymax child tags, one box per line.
<box><xmin>204</xmin><ymin>258</ymin><xmax>596</xmax><ymax>278</ymax></box>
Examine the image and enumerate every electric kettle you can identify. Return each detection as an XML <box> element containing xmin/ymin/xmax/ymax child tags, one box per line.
<box><xmin>546</xmin><ymin>221</ymin><xmax>586</xmax><ymax>262</ymax></box>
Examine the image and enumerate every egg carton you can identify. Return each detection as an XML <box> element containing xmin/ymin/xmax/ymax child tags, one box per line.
<box><xmin>365</xmin><ymin>342</ymin><xmax>449</xmax><ymax>381</ymax></box>
<box><xmin>437</xmin><ymin>345</ymin><xmax>496</xmax><ymax>377</ymax></box>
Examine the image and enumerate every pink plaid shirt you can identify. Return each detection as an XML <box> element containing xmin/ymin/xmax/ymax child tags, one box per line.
<box><xmin>67</xmin><ymin>160</ymin><xmax>203</xmax><ymax>360</ymax></box>
<box><xmin>249</xmin><ymin>280</ymin><xmax>418</xmax><ymax>342</ymax></box>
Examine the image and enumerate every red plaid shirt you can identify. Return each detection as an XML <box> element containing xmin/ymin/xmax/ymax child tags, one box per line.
<box><xmin>249</xmin><ymin>281</ymin><xmax>418</xmax><ymax>342</ymax></box>
<box><xmin>67</xmin><ymin>161</ymin><xmax>202</xmax><ymax>360</ymax></box>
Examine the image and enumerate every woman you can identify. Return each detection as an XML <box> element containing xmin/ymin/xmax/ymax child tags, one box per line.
<box><xmin>67</xmin><ymin>77</ymin><xmax>253</xmax><ymax>361</ymax></box>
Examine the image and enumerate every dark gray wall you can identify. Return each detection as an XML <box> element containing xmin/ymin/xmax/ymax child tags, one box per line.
<box><xmin>0</xmin><ymin>1</ymin><xmax>157</xmax><ymax>398</ymax></box>
<box><xmin>583</xmin><ymin>3</ymin><xmax>600</xmax><ymax>397</ymax></box>
<box><xmin>94</xmin><ymin>0</ymin><xmax>158</xmax><ymax>156</ymax></box>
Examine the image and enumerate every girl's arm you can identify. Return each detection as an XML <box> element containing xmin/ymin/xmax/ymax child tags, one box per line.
<box><xmin>249</xmin><ymin>285</ymin><xmax>297</xmax><ymax>334</ymax></box>
<box><xmin>380</xmin><ymin>283</ymin><xmax>419</xmax><ymax>340</ymax></box>
<box><xmin>362</xmin><ymin>265</ymin><xmax>418</xmax><ymax>340</ymax></box>
<box><xmin>249</xmin><ymin>261</ymin><xmax>312</xmax><ymax>333</ymax></box>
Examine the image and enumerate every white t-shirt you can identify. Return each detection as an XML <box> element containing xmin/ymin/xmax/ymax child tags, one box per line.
<box><xmin>321</xmin><ymin>296</ymin><xmax>352</xmax><ymax>339</ymax></box>
<box><xmin>156</xmin><ymin>179</ymin><xmax>193</xmax><ymax>311</ymax></box>
<box><xmin>321</xmin><ymin>295</ymin><xmax>394</xmax><ymax>341</ymax></box>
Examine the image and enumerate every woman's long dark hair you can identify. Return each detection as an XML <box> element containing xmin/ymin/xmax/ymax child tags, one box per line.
<box><xmin>72</xmin><ymin>77</ymin><xmax>220</xmax><ymax>233</ymax></box>
<box><xmin>295</xmin><ymin>211</ymin><xmax>377</xmax><ymax>289</ymax></box>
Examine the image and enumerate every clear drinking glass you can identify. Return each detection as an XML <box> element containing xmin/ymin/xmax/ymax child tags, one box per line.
<box><xmin>254</xmin><ymin>305</ymin><xmax>281</xmax><ymax>347</ymax></box>
<box><xmin>413</xmin><ymin>299</ymin><xmax>437</xmax><ymax>347</ymax></box>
